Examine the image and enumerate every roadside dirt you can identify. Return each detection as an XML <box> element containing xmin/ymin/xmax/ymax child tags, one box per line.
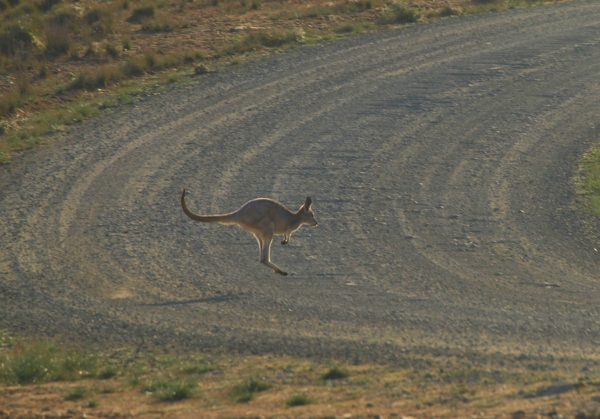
<box><xmin>1</xmin><ymin>0</ymin><xmax>600</xmax><ymax>404</ymax></box>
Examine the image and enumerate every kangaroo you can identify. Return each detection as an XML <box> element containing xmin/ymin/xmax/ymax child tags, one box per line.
<box><xmin>181</xmin><ymin>189</ymin><xmax>318</xmax><ymax>275</ymax></box>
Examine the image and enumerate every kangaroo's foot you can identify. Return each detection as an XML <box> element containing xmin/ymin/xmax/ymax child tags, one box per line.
<box><xmin>281</xmin><ymin>239</ymin><xmax>288</xmax><ymax>245</ymax></box>
<box><xmin>261</xmin><ymin>259</ymin><xmax>288</xmax><ymax>276</ymax></box>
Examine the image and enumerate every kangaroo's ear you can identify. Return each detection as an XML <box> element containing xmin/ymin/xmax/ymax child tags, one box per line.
<box><xmin>304</xmin><ymin>196</ymin><xmax>312</xmax><ymax>210</ymax></box>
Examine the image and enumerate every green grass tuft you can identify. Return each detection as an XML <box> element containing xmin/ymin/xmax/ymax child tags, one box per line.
<box><xmin>231</xmin><ymin>377</ymin><xmax>272</xmax><ymax>403</ymax></box>
<box><xmin>99</xmin><ymin>365</ymin><xmax>118</xmax><ymax>379</ymax></box>
<box><xmin>286</xmin><ymin>392</ymin><xmax>314</xmax><ymax>406</ymax></box>
<box><xmin>322</xmin><ymin>365</ymin><xmax>350</xmax><ymax>380</ymax></box>
<box><xmin>142</xmin><ymin>377</ymin><xmax>197</xmax><ymax>401</ymax></box>
<box><xmin>65</xmin><ymin>385</ymin><xmax>88</xmax><ymax>401</ymax></box>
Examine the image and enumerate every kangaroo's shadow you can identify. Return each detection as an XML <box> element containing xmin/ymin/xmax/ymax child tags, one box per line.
<box><xmin>141</xmin><ymin>293</ymin><xmax>240</xmax><ymax>307</ymax></box>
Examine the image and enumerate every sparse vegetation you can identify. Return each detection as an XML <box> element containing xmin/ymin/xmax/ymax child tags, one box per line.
<box><xmin>1</xmin><ymin>328</ymin><xmax>600</xmax><ymax>416</ymax></box>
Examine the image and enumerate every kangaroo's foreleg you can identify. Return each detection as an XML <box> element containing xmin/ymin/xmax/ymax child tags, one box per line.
<box><xmin>256</xmin><ymin>233</ymin><xmax>288</xmax><ymax>276</ymax></box>
<box><xmin>281</xmin><ymin>233</ymin><xmax>291</xmax><ymax>245</ymax></box>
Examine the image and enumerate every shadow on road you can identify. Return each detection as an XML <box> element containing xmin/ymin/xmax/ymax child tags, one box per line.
<box><xmin>141</xmin><ymin>293</ymin><xmax>240</xmax><ymax>307</ymax></box>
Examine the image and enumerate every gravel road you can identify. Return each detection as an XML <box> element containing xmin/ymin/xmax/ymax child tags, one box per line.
<box><xmin>2</xmin><ymin>1</ymin><xmax>600</xmax><ymax>363</ymax></box>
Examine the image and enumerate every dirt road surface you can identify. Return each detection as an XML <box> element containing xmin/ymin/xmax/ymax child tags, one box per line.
<box><xmin>2</xmin><ymin>1</ymin><xmax>600</xmax><ymax>364</ymax></box>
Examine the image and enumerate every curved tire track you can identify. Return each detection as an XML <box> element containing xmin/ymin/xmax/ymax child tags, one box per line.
<box><xmin>2</xmin><ymin>1</ymin><xmax>600</xmax><ymax>361</ymax></box>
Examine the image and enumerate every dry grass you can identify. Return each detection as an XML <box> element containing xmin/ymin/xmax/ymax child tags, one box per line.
<box><xmin>0</xmin><ymin>0</ymin><xmax>568</xmax><ymax>163</ymax></box>
<box><xmin>2</xmin><ymin>330</ymin><xmax>600</xmax><ymax>418</ymax></box>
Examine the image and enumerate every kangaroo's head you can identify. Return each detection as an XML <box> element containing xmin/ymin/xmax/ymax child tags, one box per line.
<box><xmin>300</xmin><ymin>196</ymin><xmax>318</xmax><ymax>226</ymax></box>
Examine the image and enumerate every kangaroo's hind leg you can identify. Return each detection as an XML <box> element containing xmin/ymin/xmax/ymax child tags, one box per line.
<box><xmin>255</xmin><ymin>232</ymin><xmax>288</xmax><ymax>276</ymax></box>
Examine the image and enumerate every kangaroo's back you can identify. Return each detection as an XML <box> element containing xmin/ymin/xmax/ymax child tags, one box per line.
<box><xmin>234</xmin><ymin>199</ymin><xmax>296</xmax><ymax>231</ymax></box>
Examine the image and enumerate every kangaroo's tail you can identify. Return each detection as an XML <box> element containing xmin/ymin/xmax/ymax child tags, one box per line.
<box><xmin>181</xmin><ymin>189</ymin><xmax>234</xmax><ymax>223</ymax></box>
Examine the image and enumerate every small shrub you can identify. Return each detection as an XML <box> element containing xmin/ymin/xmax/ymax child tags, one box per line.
<box><xmin>194</xmin><ymin>64</ymin><xmax>209</xmax><ymax>75</ymax></box>
<box><xmin>84</xmin><ymin>8</ymin><xmax>104</xmax><ymax>24</ymax></box>
<box><xmin>286</xmin><ymin>393</ymin><xmax>314</xmax><ymax>407</ymax></box>
<box><xmin>7</xmin><ymin>0</ymin><xmax>19</xmax><ymax>6</ymax></box>
<box><xmin>0</xmin><ymin>338</ymin><xmax>96</xmax><ymax>384</ymax></box>
<box><xmin>0</xmin><ymin>77</ymin><xmax>33</xmax><ymax>117</ymax></box>
<box><xmin>105</xmin><ymin>43</ymin><xmax>119</xmax><ymax>58</ymax></box>
<box><xmin>180</xmin><ymin>362</ymin><xmax>216</xmax><ymax>375</ymax></box>
<box><xmin>334</xmin><ymin>23</ymin><xmax>361</xmax><ymax>34</ymax></box>
<box><xmin>122</xmin><ymin>57</ymin><xmax>146</xmax><ymax>77</ymax></box>
<box><xmin>439</xmin><ymin>4</ymin><xmax>461</xmax><ymax>16</ymax></box>
<box><xmin>231</xmin><ymin>377</ymin><xmax>272</xmax><ymax>403</ymax></box>
<box><xmin>37</xmin><ymin>0</ymin><xmax>60</xmax><ymax>12</ymax></box>
<box><xmin>0</xmin><ymin>341</ymin><xmax>52</xmax><ymax>384</ymax></box>
<box><xmin>142</xmin><ymin>377</ymin><xmax>196</xmax><ymax>402</ymax></box>
<box><xmin>184</xmin><ymin>50</ymin><xmax>205</xmax><ymax>63</ymax></box>
<box><xmin>322</xmin><ymin>366</ymin><xmax>350</xmax><ymax>380</ymax></box>
<box><xmin>47</xmin><ymin>11</ymin><xmax>80</xmax><ymax>32</ymax></box>
<box><xmin>69</xmin><ymin>66</ymin><xmax>122</xmax><ymax>91</ymax></box>
<box><xmin>126</xmin><ymin>6</ymin><xmax>155</xmax><ymax>23</ymax></box>
<box><xmin>69</xmin><ymin>73</ymin><xmax>95</xmax><ymax>90</ymax></box>
<box><xmin>16</xmin><ymin>76</ymin><xmax>33</xmax><ymax>96</ymax></box>
<box><xmin>52</xmin><ymin>350</ymin><xmax>98</xmax><ymax>381</ymax></box>
<box><xmin>99</xmin><ymin>365</ymin><xmax>118</xmax><ymax>379</ymax></box>
<box><xmin>378</xmin><ymin>1</ymin><xmax>421</xmax><ymax>25</ymax></box>
<box><xmin>44</xmin><ymin>27</ymin><xmax>72</xmax><ymax>57</ymax></box>
<box><xmin>86</xmin><ymin>399</ymin><xmax>98</xmax><ymax>408</ymax></box>
<box><xmin>65</xmin><ymin>385</ymin><xmax>88</xmax><ymax>401</ymax></box>
<box><xmin>122</xmin><ymin>38</ymin><xmax>132</xmax><ymax>50</ymax></box>
<box><xmin>0</xmin><ymin>1</ymin><xmax>8</xmax><ymax>11</ymax></box>
<box><xmin>0</xmin><ymin>25</ymin><xmax>34</xmax><ymax>56</ymax></box>
<box><xmin>85</xmin><ymin>8</ymin><xmax>114</xmax><ymax>35</ymax></box>
<box><xmin>251</xmin><ymin>0</ymin><xmax>260</xmax><ymax>9</ymax></box>
<box><xmin>74</xmin><ymin>104</ymin><xmax>97</xmax><ymax>121</ymax></box>
<box><xmin>38</xmin><ymin>64</ymin><xmax>48</xmax><ymax>78</ymax></box>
